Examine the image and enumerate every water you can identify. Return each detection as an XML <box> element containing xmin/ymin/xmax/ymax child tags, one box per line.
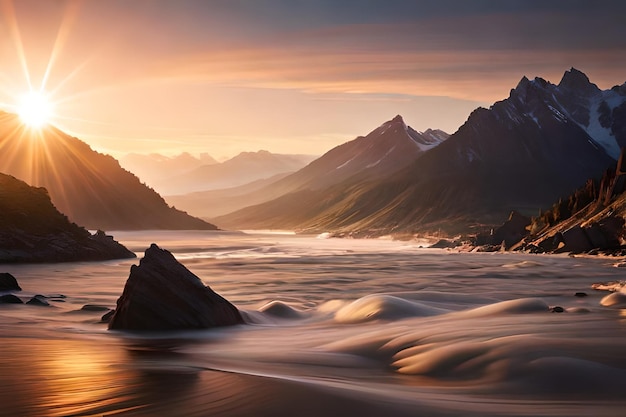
<box><xmin>1</xmin><ymin>231</ymin><xmax>625</xmax><ymax>416</ymax></box>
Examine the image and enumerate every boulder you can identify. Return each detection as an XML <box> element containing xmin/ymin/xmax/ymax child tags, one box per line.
<box><xmin>556</xmin><ymin>226</ymin><xmax>593</xmax><ymax>254</ymax></box>
<box><xmin>491</xmin><ymin>211</ymin><xmax>531</xmax><ymax>249</ymax></box>
<box><xmin>26</xmin><ymin>295</ymin><xmax>50</xmax><ymax>306</ymax></box>
<box><xmin>108</xmin><ymin>244</ymin><xmax>244</xmax><ymax>331</ymax></box>
<box><xmin>0</xmin><ymin>294</ymin><xmax>23</xmax><ymax>304</ymax></box>
<box><xmin>0</xmin><ymin>272</ymin><xmax>21</xmax><ymax>291</ymax></box>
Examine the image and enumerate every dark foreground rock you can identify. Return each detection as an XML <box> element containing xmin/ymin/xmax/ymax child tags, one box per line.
<box><xmin>108</xmin><ymin>244</ymin><xmax>244</xmax><ymax>331</ymax></box>
<box><xmin>0</xmin><ymin>272</ymin><xmax>21</xmax><ymax>291</ymax></box>
<box><xmin>0</xmin><ymin>294</ymin><xmax>22</xmax><ymax>304</ymax></box>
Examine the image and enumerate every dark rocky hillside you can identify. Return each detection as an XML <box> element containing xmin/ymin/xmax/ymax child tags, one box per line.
<box><xmin>0</xmin><ymin>173</ymin><xmax>135</xmax><ymax>262</ymax></box>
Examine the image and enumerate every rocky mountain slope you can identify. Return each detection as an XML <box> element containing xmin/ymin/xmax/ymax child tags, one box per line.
<box><xmin>0</xmin><ymin>173</ymin><xmax>135</xmax><ymax>262</ymax></box>
<box><xmin>0</xmin><ymin>112</ymin><xmax>216</xmax><ymax>231</ymax></box>
<box><xmin>216</xmin><ymin>69</ymin><xmax>625</xmax><ymax>236</ymax></box>
<box><xmin>173</xmin><ymin>116</ymin><xmax>448</xmax><ymax>221</ymax></box>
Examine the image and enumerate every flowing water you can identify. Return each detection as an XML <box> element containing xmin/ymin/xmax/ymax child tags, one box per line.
<box><xmin>1</xmin><ymin>231</ymin><xmax>625</xmax><ymax>416</ymax></box>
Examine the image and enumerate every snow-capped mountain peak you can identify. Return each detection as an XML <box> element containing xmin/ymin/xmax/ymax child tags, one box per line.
<box><xmin>493</xmin><ymin>69</ymin><xmax>626</xmax><ymax>159</ymax></box>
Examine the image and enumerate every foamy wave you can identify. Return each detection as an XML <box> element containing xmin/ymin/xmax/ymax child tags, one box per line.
<box><xmin>455</xmin><ymin>297</ymin><xmax>550</xmax><ymax>318</ymax></box>
<box><xmin>600</xmin><ymin>292</ymin><xmax>626</xmax><ymax>307</ymax></box>
<box><xmin>501</xmin><ymin>260</ymin><xmax>543</xmax><ymax>268</ymax></box>
<box><xmin>259</xmin><ymin>300</ymin><xmax>305</xmax><ymax>319</ymax></box>
<box><xmin>334</xmin><ymin>294</ymin><xmax>447</xmax><ymax>323</ymax></box>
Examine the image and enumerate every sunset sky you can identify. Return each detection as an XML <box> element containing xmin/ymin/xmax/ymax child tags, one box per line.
<box><xmin>0</xmin><ymin>0</ymin><xmax>625</xmax><ymax>158</ymax></box>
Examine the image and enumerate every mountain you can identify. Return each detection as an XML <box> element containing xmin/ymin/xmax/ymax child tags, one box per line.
<box><xmin>167</xmin><ymin>116</ymin><xmax>449</xmax><ymax>220</ymax></box>
<box><xmin>216</xmin><ymin>69</ymin><xmax>626</xmax><ymax>236</ymax></box>
<box><xmin>0</xmin><ymin>173</ymin><xmax>135</xmax><ymax>262</ymax></box>
<box><xmin>119</xmin><ymin>152</ymin><xmax>218</xmax><ymax>188</ymax></box>
<box><xmin>0</xmin><ymin>112</ymin><xmax>217</xmax><ymax>231</ymax></box>
<box><xmin>165</xmin><ymin>172</ymin><xmax>291</xmax><ymax>219</ymax></box>
<box><xmin>155</xmin><ymin>150</ymin><xmax>318</xmax><ymax>195</ymax></box>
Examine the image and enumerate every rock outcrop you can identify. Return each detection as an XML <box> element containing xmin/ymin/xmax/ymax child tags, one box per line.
<box><xmin>0</xmin><ymin>173</ymin><xmax>136</xmax><ymax>263</ymax></box>
<box><xmin>474</xmin><ymin>211</ymin><xmax>531</xmax><ymax>250</ymax></box>
<box><xmin>0</xmin><ymin>272</ymin><xmax>21</xmax><ymax>291</ymax></box>
<box><xmin>486</xmin><ymin>150</ymin><xmax>626</xmax><ymax>254</ymax></box>
<box><xmin>108</xmin><ymin>244</ymin><xmax>243</xmax><ymax>331</ymax></box>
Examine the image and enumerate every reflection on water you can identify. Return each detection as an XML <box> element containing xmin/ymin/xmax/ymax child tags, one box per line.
<box><xmin>0</xmin><ymin>231</ymin><xmax>625</xmax><ymax>416</ymax></box>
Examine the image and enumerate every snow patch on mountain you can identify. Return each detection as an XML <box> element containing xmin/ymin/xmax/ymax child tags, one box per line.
<box><xmin>582</xmin><ymin>93</ymin><xmax>623</xmax><ymax>158</ymax></box>
<box><xmin>366</xmin><ymin>146</ymin><xmax>397</xmax><ymax>168</ymax></box>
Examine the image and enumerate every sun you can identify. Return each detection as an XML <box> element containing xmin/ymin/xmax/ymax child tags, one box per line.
<box><xmin>17</xmin><ymin>91</ymin><xmax>53</xmax><ymax>129</ymax></box>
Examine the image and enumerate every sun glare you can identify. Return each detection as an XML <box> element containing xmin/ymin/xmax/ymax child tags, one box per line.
<box><xmin>17</xmin><ymin>91</ymin><xmax>53</xmax><ymax>129</ymax></box>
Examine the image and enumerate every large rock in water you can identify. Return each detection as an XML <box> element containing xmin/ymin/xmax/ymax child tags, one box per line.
<box><xmin>108</xmin><ymin>244</ymin><xmax>243</xmax><ymax>331</ymax></box>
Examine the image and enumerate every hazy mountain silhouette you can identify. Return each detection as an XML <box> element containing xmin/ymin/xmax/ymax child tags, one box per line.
<box><xmin>215</xmin><ymin>69</ymin><xmax>625</xmax><ymax>236</ymax></box>
<box><xmin>119</xmin><ymin>152</ymin><xmax>218</xmax><ymax>188</ymax></box>
<box><xmin>168</xmin><ymin>116</ymin><xmax>449</xmax><ymax>220</ymax></box>
<box><xmin>0</xmin><ymin>173</ymin><xmax>135</xmax><ymax>262</ymax></box>
<box><xmin>154</xmin><ymin>150</ymin><xmax>317</xmax><ymax>195</ymax></box>
<box><xmin>0</xmin><ymin>112</ymin><xmax>216</xmax><ymax>231</ymax></box>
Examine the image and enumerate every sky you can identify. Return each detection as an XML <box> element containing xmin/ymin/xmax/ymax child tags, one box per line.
<box><xmin>0</xmin><ymin>0</ymin><xmax>625</xmax><ymax>159</ymax></box>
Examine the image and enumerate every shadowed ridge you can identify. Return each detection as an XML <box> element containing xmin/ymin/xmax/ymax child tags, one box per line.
<box><xmin>0</xmin><ymin>172</ymin><xmax>135</xmax><ymax>263</ymax></box>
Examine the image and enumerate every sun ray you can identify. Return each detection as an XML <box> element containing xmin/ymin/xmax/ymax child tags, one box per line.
<box><xmin>0</xmin><ymin>0</ymin><xmax>32</xmax><ymax>91</ymax></box>
<box><xmin>46</xmin><ymin>57</ymin><xmax>92</xmax><ymax>98</ymax></box>
<box><xmin>40</xmin><ymin>0</ymin><xmax>81</xmax><ymax>92</ymax></box>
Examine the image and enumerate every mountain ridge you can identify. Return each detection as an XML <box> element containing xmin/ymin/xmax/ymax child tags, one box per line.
<box><xmin>169</xmin><ymin>116</ymin><xmax>448</xmax><ymax>220</ymax></box>
<box><xmin>0</xmin><ymin>112</ymin><xmax>217</xmax><ymax>231</ymax></box>
<box><xmin>152</xmin><ymin>150</ymin><xmax>317</xmax><ymax>195</ymax></box>
<box><xmin>215</xmin><ymin>68</ymin><xmax>625</xmax><ymax>236</ymax></box>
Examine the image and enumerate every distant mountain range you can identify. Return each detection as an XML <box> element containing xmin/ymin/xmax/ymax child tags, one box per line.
<box><xmin>132</xmin><ymin>150</ymin><xmax>317</xmax><ymax>195</ymax></box>
<box><xmin>119</xmin><ymin>152</ymin><xmax>218</xmax><ymax>185</ymax></box>
<box><xmin>213</xmin><ymin>68</ymin><xmax>626</xmax><ymax>236</ymax></box>
<box><xmin>168</xmin><ymin>116</ymin><xmax>449</xmax><ymax>220</ymax></box>
<box><xmin>0</xmin><ymin>112</ymin><xmax>216</xmax><ymax>231</ymax></box>
<box><xmin>0</xmin><ymin>173</ymin><xmax>135</xmax><ymax>262</ymax></box>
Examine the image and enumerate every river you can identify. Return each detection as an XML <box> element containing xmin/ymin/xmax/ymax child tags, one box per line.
<box><xmin>0</xmin><ymin>230</ymin><xmax>625</xmax><ymax>416</ymax></box>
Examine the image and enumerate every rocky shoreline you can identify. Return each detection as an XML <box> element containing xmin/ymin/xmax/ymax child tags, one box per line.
<box><xmin>0</xmin><ymin>173</ymin><xmax>135</xmax><ymax>263</ymax></box>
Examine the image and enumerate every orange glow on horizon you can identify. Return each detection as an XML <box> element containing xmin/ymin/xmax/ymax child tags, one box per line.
<box><xmin>0</xmin><ymin>1</ymin><xmax>624</xmax><ymax>158</ymax></box>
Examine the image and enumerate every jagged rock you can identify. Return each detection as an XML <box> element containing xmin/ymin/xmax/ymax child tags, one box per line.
<box><xmin>489</xmin><ymin>211</ymin><xmax>531</xmax><ymax>249</ymax></box>
<box><xmin>0</xmin><ymin>294</ymin><xmax>22</xmax><ymax>304</ymax></box>
<box><xmin>0</xmin><ymin>272</ymin><xmax>21</xmax><ymax>291</ymax></box>
<box><xmin>108</xmin><ymin>244</ymin><xmax>244</xmax><ymax>331</ymax></box>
